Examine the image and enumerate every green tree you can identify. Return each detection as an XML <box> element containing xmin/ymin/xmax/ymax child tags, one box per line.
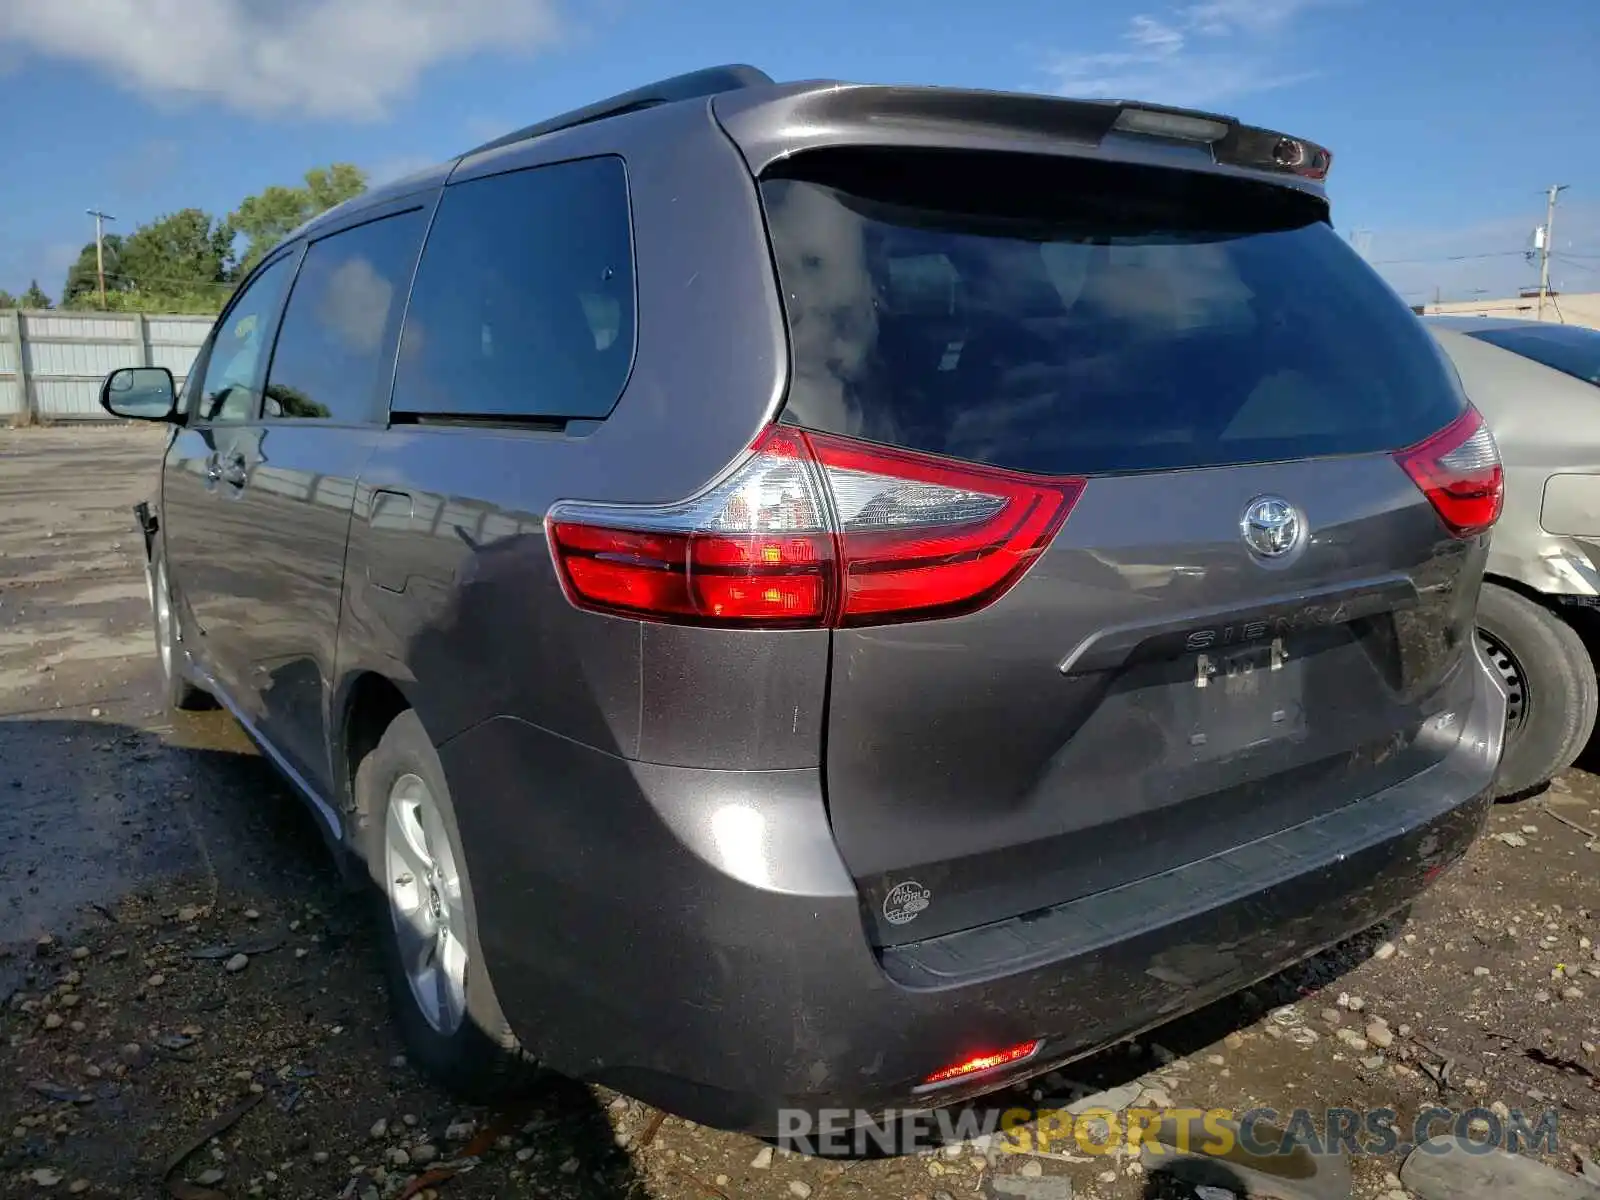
<box><xmin>70</xmin><ymin>286</ymin><xmax>230</xmax><ymax>316</ymax></box>
<box><xmin>230</xmin><ymin>162</ymin><xmax>367</xmax><ymax>275</ymax></box>
<box><xmin>53</xmin><ymin>161</ymin><xmax>366</xmax><ymax>315</ymax></box>
<box><xmin>304</xmin><ymin>163</ymin><xmax>367</xmax><ymax>212</ymax></box>
<box><xmin>63</xmin><ymin>210</ymin><xmax>233</xmax><ymax>314</ymax></box>
<box><xmin>0</xmin><ymin>290</ymin><xmax>17</xmax><ymax>308</ymax></box>
<box><xmin>62</xmin><ymin>234</ymin><xmax>124</xmax><ymax>307</ymax></box>
<box><xmin>20</xmin><ymin>280</ymin><xmax>52</xmax><ymax>309</ymax></box>
<box><xmin>117</xmin><ymin>208</ymin><xmax>233</xmax><ymax>296</ymax></box>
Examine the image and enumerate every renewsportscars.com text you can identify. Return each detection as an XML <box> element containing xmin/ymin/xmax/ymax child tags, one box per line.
<box><xmin>775</xmin><ymin>1103</ymin><xmax>1561</xmax><ymax>1159</ymax></box>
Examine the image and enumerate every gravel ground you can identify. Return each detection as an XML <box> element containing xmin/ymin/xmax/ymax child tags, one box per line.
<box><xmin>2</xmin><ymin>425</ymin><xmax>1598</xmax><ymax>1200</ymax></box>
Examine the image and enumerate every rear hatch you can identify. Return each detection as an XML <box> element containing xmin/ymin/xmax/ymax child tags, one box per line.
<box><xmin>759</xmin><ymin>147</ymin><xmax>1494</xmax><ymax>946</ymax></box>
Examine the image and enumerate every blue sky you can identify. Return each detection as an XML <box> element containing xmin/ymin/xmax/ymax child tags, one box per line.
<box><xmin>2</xmin><ymin>0</ymin><xmax>1597</xmax><ymax>304</ymax></box>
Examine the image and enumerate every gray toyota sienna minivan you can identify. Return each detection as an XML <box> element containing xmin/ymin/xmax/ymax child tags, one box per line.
<box><xmin>102</xmin><ymin>65</ymin><xmax>1507</xmax><ymax>1131</ymax></box>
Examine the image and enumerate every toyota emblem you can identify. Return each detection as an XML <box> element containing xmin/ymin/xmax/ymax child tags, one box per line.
<box><xmin>1241</xmin><ymin>496</ymin><xmax>1302</xmax><ymax>559</ymax></box>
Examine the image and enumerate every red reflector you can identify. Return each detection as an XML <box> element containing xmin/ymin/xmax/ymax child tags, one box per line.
<box><xmin>921</xmin><ymin>1040</ymin><xmax>1042</xmax><ymax>1088</ymax></box>
<box><xmin>1393</xmin><ymin>407</ymin><xmax>1503</xmax><ymax>538</ymax></box>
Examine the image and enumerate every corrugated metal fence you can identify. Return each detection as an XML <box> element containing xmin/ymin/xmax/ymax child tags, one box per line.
<box><xmin>0</xmin><ymin>309</ymin><xmax>212</xmax><ymax>421</ymax></box>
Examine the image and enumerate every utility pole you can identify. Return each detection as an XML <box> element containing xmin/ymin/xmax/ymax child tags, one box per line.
<box><xmin>86</xmin><ymin>209</ymin><xmax>115</xmax><ymax>310</ymax></box>
<box><xmin>1537</xmin><ymin>185</ymin><xmax>1568</xmax><ymax>321</ymax></box>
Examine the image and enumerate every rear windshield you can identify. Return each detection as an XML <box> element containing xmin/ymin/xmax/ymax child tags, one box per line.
<box><xmin>761</xmin><ymin>150</ymin><xmax>1465</xmax><ymax>475</ymax></box>
<box><xmin>1465</xmin><ymin>324</ymin><xmax>1600</xmax><ymax>388</ymax></box>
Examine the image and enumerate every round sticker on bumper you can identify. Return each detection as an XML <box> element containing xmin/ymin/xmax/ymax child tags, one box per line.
<box><xmin>883</xmin><ymin>881</ymin><xmax>931</xmax><ymax>925</ymax></box>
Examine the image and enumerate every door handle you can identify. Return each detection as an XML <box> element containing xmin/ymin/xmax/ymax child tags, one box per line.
<box><xmin>221</xmin><ymin>452</ymin><xmax>248</xmax><ymax>488</ymax></box>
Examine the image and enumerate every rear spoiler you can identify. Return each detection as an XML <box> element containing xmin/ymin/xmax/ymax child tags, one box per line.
<box><xmin>712</xmin><ymin>82</ymin><xmax>1332</xmax><ymax>200</ymax></box>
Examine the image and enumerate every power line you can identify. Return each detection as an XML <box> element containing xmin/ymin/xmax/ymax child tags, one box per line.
<box><xmin>1366</xmin><ymin>250</ymin><xmax>1526</xmax><ymax>266</ymax></box>
<box><xmin>93</xmin><ymin>270</ymin><xmax>237</xmax><ymax>291</ymax></box>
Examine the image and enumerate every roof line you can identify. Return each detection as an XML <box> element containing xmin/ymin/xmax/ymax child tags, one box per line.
<box><xmin>465</xmin><ymin>64</ymin><xmax>774</xmax><ymax>156</ymax></box>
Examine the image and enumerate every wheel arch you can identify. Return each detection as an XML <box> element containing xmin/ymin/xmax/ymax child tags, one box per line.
<box><xmin>335</xmin><ymin>670</ymin><xmax>420</xmax><ymax>842</ymax></box>
<box><xmin>1481</xmin><ymin>572</ymin><xmax>1600</xmax><ymax>664</ymax></box>
<box><xmin>1476</xmin><ymin>575</ymin><xmax>1600</xmax><ymax>797</ymax></box>
<box><xmin>133</xmin><ymin>500</ymin><xmax>159</xmax><ymax>563</ymax></box>
<box><xmin>1482</xmin><ymin>571</ymin><xmax>1563</xmax><ymax>610</ymax></box>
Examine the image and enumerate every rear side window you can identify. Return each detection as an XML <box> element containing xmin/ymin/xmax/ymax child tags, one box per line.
<box><xmin>762</xmin><ymin>150</ymin><xmax>1465</xmax><ymax>475</ymax></box>
<box><xmin>392</xmin><ymin>156</ymin><xmax>635</xmax><ymax>420</ymax></box>
<box><xmin>263</xmin><ymin>210</ymin><xmax>427</xmax><ymax>423</ymax></box>
<box><xmin>1465</xmin><ymin>324</ymin><xmax>1600</xmax><ymax>388</ymax></box>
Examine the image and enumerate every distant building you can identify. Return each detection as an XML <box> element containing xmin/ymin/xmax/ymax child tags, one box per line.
<box><xmin>1420</xmin><ymin>291</ymin><xmax>1600</xmax><ymax>331</ymax></box>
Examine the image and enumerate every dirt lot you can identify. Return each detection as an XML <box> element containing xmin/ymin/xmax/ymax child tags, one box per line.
<box><xmin>2</xmin><ymin>425</ymin><xmax>1598</xmax><ymax>1200</ymax></box>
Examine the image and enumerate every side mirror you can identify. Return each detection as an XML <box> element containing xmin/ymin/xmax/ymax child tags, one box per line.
<box><xmin>101</xmin><ymin>366</ymin><xmax>177</xmax><ymax>422</ymax></box>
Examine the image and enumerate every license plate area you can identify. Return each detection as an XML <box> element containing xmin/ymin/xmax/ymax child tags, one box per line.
<box><xmin>1184</xmin><ymin>637</ymin><xmax>1306</xmax><ymax>762</ymax></box>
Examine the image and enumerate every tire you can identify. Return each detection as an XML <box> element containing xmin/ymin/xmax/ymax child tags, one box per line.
<box><xmin>1477</xmin><ymin>582</ymin><xmax>1598</xmax><ymax>798</ymax></box>
<box><xmin>355</xmin><ymin>708</ymin><xmax>539</xmax><ymax>1099</ymax></box>
<box><xmin>147</xmin><ymin>543</ymin><xmax>214</xmax><ymax>711</ymax></box>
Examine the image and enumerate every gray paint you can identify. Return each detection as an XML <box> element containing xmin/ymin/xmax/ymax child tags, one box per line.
<box><xmin>828</xmin><ymin>454</ymin><xmax>1484</xmax><ymax>945</ymax></box>
<box><xmin>123</xmin><ymin>72</ymin><xmax>1501</xmax><ymax>1132</ymax></box>
<box><xmin>439</xmin><ymin>680</ymin><xmax>1498</xmax><ymax>1128</ymax></box>
<box><xmin>1541</xmin><ymin>474</ymin><xmax>1600</xmax><ymax>537</ymax></box>
<box><xmin>1429</xmin><ymin>323</ymin><xmax>1600</xmax><ymax>596</ymax></box>
<box><xmin>711</xmin><ymin>83</ymin><xmax>1331</xmax><ymax>206</ymax></box>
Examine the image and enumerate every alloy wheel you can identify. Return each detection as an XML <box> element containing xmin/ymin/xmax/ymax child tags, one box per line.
<box><xmin>383</xmin><ymin>773</ymin><xmax>468</xmax><ymax>1035</ymax></box>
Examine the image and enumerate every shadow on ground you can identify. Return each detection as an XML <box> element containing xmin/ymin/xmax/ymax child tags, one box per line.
<box><xmin>0</xmin><ymin>712</ymin><xmax>324</xmax><ymax>947</ymax></box>
<box><xmin>0</xmin><ymin>717</ymin><xmax>642</xmax><ymax>1198</ymax></box>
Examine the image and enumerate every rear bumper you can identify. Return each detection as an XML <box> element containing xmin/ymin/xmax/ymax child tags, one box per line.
<box><xmin>441</xmin><ymin>647</ymin><xmax>1503</xmax><ymax>1133</ymax></box>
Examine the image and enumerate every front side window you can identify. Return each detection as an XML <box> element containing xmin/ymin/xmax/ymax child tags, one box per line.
<box><xmin>194</xmin><ymin>254</ymin><xmax>294</xmax><ymax>423</ymax></box>
<box><xmin>175</xmin><ymin>359</ymin><xmax>199</xmax><ymax>419</ymax></box>
<box><xmin>263</xmin><ymin>210</ymin><xmax>428</xmax><ymax>423</ymax></box>
<box><xmin>392</xmin><ymin>156</ymin><xmax>636</xmax><ymax>420</ymax></box>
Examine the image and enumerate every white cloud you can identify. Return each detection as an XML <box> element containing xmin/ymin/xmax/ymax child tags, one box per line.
<box><xmin>1127</xmin><ymin>16</ymin><xmax>1185</xmax><ymax>53</ymax></box>
<box><xmin>1046</xmin><ymin>0</ymin><xmax>1328</xmax><ymax>109</ymax></box>
<box><xmin>0</xmin><ymin>0</ymin><xmax>564</xmax><ymax>120</ymax></box>
<box><xmin>1184</xmin><ymin>0</ymin><xmax>1318</xmax><ymax>35</ymax></box>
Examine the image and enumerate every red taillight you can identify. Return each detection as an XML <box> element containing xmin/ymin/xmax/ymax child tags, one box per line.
<box><xmin>1393</xmin><ymin>407</ymin><xmax>1503</xmax><ymax>538</ymax></box>
<box><xmin>918</xmin><ymin>1040</ymin><xmax>1042</xmax><ymax>1090</ymax></box>
<box><xmin>806</xmin><ymin>432</ymin><xmax>1083</xmax><ymax>625</ymax></box>
<box><xmin>548</xmin><ymin>525</ymin><xmax>834</xmax><ymax>623</ymax></box>
<box><xmin>546</xmin><ymin>428</ymin><xmax>1084</xmax><ymax>627</ymax></box>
